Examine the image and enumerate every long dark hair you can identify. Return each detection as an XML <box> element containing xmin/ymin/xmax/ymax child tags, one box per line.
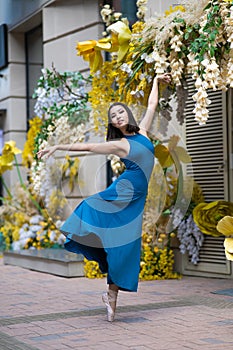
<box><xmin>106</xmin><ymin>102</ymin><xmax>140</xmax><ymax>141</ymax></box>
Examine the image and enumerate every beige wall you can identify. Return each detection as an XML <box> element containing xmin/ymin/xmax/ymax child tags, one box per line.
<box><xmin>0</xmin><ymin>31</ymin><xmax>27</xmax><ymax>189</ymax></box>
<box><xmin>0</xmin><ymin>32</ymin><xmax>27</xmax><ymax>145</ymax></box>
<box><xmin>43</xmin><ymin>0</ymin><xmax>103</xmax><ymax>71</ymax></box>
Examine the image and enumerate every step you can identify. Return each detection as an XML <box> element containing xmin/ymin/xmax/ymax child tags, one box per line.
<box><xmin>3</xmin><ymin>249</ymin><xmax>84</xmax><ymax>277</ymax></box>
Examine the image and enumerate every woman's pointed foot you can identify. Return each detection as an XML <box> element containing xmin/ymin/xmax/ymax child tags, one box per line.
<box><xmin>102</xmin><ymin>290</ymin><xmax>118</xmax><ymax>322</ymax></box>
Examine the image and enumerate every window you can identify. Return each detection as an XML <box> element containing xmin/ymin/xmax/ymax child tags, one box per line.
<box><xmin>109</xmin><ymin>0</ymin><xmax>137</xmax><ymax>27</ymax></box>
<box><xmin>0</xmin><ymin>24</ymin><xmax>8</xmax><ymax>70</ymax></box>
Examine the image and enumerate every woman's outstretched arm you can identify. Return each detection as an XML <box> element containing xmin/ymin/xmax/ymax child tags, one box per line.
<box><xmin>37</xmin><ymin>138</ymin><xmax>130</xmax><ymax>160</ymax></box>
<box><xmin>139</xmin><ymin>73</ymin><xmax>171</xmax><ymax>136</ymax></box>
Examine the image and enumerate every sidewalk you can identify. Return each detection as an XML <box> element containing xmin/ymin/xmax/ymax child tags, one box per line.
<box><xmin>1</xmin><ymin>258</ymin><xmax>233</xmax><ymax>350</ymax></box>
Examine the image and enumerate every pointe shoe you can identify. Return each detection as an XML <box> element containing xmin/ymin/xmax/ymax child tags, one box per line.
<box><xmin>102</xmin><ymin>290</ymin><xmax>118</xmax><ymax>322</ymax></box>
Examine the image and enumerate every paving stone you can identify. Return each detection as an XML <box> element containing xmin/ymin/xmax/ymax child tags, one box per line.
<box><xmin>1</xmin><ymin>258</ymin><xmax>233</xmax><ymax>349</ymax></box>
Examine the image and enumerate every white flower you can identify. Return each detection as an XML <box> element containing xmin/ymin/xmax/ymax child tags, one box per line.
<box><xmin>30</xmin><ymin>215</ymin><xmax>44</xmax><ymax>225</ymax></box>
<box><xmin>130</xmin><ymin>90</ymin><xmax>144</xmax><ymax>98</ymax></box>
<box><xmin>201</xmin><ymin>58</ymin><xmax>209</xmax><ymax>67</ymax></box>
<box><xmin>137</xmin><ymin>0</ymin><xmax>147</xmax><ymax>6</ymax></box>
<box><xmin>113</xmin><ymin>12</ymin><xmax>122</xmax><ymax>21</ymax></box>
<box><xmin>12</xmin><ymin>241</ymin><xmax>21</xmax><ymax>251</ymax></box>
<box><xmin>57</xmin><ymin>233</ymin><xmax>66</xmax><ymax>245</ymax></box>
<box><xmin>121</xmin><ymin>18</ymin><xmax>129</xmax><ymax>26</ymax></box>
<box><xmin>227</xmin><ymin>57</ymin><xmax>233</xmax><ymax>87</ymax></box>
<box><xmin>55</xmin><ymin>220</ymin><xmax>64</xmax><ymax>228</ymax></box>
<box><xmin>177</xmin><ymin>214</ymin><xmax>204</xmax><ymax>265</ymax></box>
<box><xmin>120</xmin><ymin>63</ymin><xmax>133</xmax><ymax>75</ymax></box>
<box><xmin>152</xmin><ymin>49</ymin><xmax>169</xmax><ymax>74</ymax></box>
<box><xmin>192</xmin><ymin>87</ymin><xmax>208</xmax><ymax>101</ymax></box>
<box><xmin>136</xmin><ymin>6</ymin><xmax>147</xmax><ymax>20</ymax></box>
<box><xmin>49</xmin><ymin>231</ymin><xmax>57</xmax><ymax>242</ymax></box>
<box><xmin>30</xmin><ymin>225</ymin><xmax>42</xmax><ymax>233</ymax></box>
<box><xmin>170</xmin><ymin>35</ymin><xmax>183</xmax><ymax>52</ymax></box>
<box><xmin>145</xmin><ymin>54</ymin><xmax>154</xmax><ymax>64</ymax></box>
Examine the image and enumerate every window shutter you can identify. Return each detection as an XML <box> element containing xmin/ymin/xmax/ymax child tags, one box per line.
<box><xmin>182</xmin><ymin>77</ymin><xmax>231</xmax><ymax>276</ymax></box>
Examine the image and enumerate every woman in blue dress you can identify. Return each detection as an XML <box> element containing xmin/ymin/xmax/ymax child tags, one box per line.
<box><xmin>37</xmin><ymin>73</ymin><xmax>171</xmax><ymax>322</ymax></box>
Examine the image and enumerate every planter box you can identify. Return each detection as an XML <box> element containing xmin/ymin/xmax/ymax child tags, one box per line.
<box><xmin>3</xmin><ymin>249</ymin><xmax>84</xmax><ymax>277</ymax></box>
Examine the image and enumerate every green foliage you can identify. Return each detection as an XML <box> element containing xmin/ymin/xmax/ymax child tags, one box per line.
<box><xmin>189</xmin><ymin>0</ymin><xmax>228</xmax><ymax>76</ymax></box>
<box><xmin>32</xmin><ymin>66</ymin><xmax>92</xmax><ymax>159</ymax></box>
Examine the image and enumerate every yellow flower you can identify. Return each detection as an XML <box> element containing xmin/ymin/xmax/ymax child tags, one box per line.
<box><xmin>216</xmin><ymin>216</ymin><xmax>233</xmax><ymax>236</ymax></box>
<box><xmin>155</xmin><ymin>144</ymin><xmax>173</xmax><ymax>168</ymax></box>
<box><xmin>165</xmin><ymin>5</ymin><xmax>185</xmax><ymax>17</ymax></box>
<box><xmin>155</xmin><ymin>135</ymin><xmax>191</xmax><ymax>169</ymax></box>
<box><xmin>193</xmin><ymin>201</ymin><xmax>233</xmax><ymax>237</ymax></box>
<box><xmin>2</xmin><ymin>141</ymin><xmax>21</xmax><ymax>162</ymax></box>
<box><xmin>22</xmin><ymin>117</ymin><xmax>42</xmax><ymax>167</ymax></box>
<box><xmin>216</xmin><ymin>216</ymin><xmax>233</xmax><ymax>261</ymax></box>
<box><xmin>224</xmin><ymin>238</ymin><xmax>233</xmax><ymax>261</ymax></box>
<box><xmin>0</xmin><ymin>155</ymin><xmax>13</xmax><ymax>175</ymax></box>
<box><xmin>191</xmin><ymin>180</ymin><xmax>205</xmax><ymax>205</ymax></box>
<box><xmin>83</xmin><ymin>259</ymin><xmax>106</xmax><ymax>279</ymax></box>
<box><xmin>132</xmin><ymin>21</ymin><xmax>145</xmax><ymax>34</ymax></box>
<box><xmin>107</xmin><ymin>21</ymin><xmax>132</xmax><ymax>62</ymax></box>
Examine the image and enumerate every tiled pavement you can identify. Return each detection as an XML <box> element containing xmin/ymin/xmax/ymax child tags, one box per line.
<box><xmin>1</xmin><ymin>258</ymin><xmax>233</xmax><ymax>350</ymax></box>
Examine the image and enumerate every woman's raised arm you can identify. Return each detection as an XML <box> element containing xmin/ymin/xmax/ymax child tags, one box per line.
<box><xmin>37</xmin><ymin>138</ymin><xmax>130</xmax><ymax>160</ymax></box>
<box><xmin>139</xmin><ymin>73</ymin><xmax>171</xmax><ymax>136</ymax></box>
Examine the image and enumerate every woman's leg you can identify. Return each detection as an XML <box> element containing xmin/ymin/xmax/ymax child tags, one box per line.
<box><xmin>102</xmin><ymin>283</ymin><xmax>119</xmax><ymax>322</ymax></box>
<box><xmin>108</xmin><ymin>283</ymin><xmax>119</xmax><ymax>311</ymax></box>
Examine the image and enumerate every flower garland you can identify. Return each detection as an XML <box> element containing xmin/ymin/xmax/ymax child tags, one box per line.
<box><xmin>77</xmin><ymin>0</ymin><xmax>233</xmax><ymax>125</ymax></box>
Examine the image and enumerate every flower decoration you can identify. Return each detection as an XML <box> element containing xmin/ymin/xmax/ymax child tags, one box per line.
<box><xmin>216</xmin><ymin>216</ymin><xmax>233</xmax><ymax>236</ymax></box>
<box><xmin>108</xmin><ymin>154</ymin><xmax>125</xmax><ymax>178</ymax></box>
<box><xmin>155</xmin><ymin>135</ymin><xmax>192</xmax><ymax>169</ymax></box>
<box><xmin>2</xmin><ymin>141</ymin><xmax>21</xmax><ymax>162</ymax></box>
<box><xmin>0</xmin><ymin>155</ymin><xmax>13</xmax><ymax>175</ymax></box>
<box><xmin>11</xmin><ymin>214</ymin><xmax>65</xmax><ymax>251</ymax></box>
<box><xmin>76</xmin><ymin>20</ymin><xmax>131</xmax><ymax>73</ymax></box>
<box><xmin>61</xmin><ymin>155</ymin><xmax>80</xmax><ymax>193</ymax></box>
<box><xmin>83</xmin><ymin>258</ymin><xmax>106</xmax><ymax>278</ymax></box>
<box><xmin>193</xmin><ymin>201</ymin><xmax>233</xmax><ymax>237</ymax></box>
<box><xmin>22</xmin><ymin>117</ymin><xmax>42</xmax><ymax>168</ymax></box>
<box><xmin>165</xmin><ymin>5</ymin><xmax>186</xmax><ymax>17</ymax></box>
<box><xmin>224</xmin><ymin>239</ymin><xmax>233</xmax><ymax>261</ymax></box>
<box><xmin>76</xmin><ymin>38</ymin><xmax>114</xmax><ymax>74</ymax></box>
<box><xmin>100</xmin><ymin>4</ymin><xmax>124</xmax><ymax>27</ymax></box>
<box><xmin>107</xmin><ymin>21</ymin><xmax>132</xmax><ymax>62</ymax></box>
<box><xmin>140</xmin><ymin>234</ymin><xmax>180</xmax><ymax>280</ymax></box>
<box><xmin>177</xmin><ymin>214</ymin><xmax>204</xmax><ymax>264</ymax></box>
<box><xmin>0</xmin><ymin>140</ymin><xmax>22</xmax><ymax>199</ymax></box>
<box><xmin>217</xmin><ymin>216</ymin><xmax>233</xmax><ymax>261</ymax></box>
<box><xmin>136</xmin><ymin>0</ymin><xmax>148</xmax><ymax>21</ymax></box>
<box><xmin>100</xmin><ymin>4</ymin><xmax>113</xmax><ymax>26</ymax></box>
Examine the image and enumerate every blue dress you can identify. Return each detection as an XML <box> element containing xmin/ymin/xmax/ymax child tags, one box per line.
<box><xmin>61</xmin><ymin>133</ymin><xmax>155</xmax><ymax>291</ymax></box>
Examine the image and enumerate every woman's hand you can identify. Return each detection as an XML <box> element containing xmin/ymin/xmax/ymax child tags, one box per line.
<box><xmin>156</xmin><ymin>73</ymin><xmax>171</xmax><ymax>84</ymax></box>
<box><xmin>37</xmin><ymin>145</ymin><xmax>57</xmax><ymax>159</ymax></box>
